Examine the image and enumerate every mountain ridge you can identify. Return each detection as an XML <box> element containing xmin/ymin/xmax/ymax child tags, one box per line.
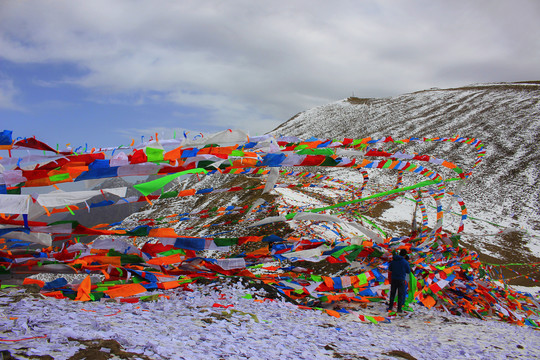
<box><xmin>268</xmin><ymin>81</ymin><xmax>540</xmax><ymax>269</ymax></box>
<box><xmin>271</xmin><ymin>81</ymin><xmax>539</xmax><ymax>225</ymax></box>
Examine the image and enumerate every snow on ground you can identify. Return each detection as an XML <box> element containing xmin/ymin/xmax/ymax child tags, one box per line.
<box><xmin>497</xmin><ymin>283</ymin><xmax>540</xmax><ymax>299</ymax></box>
<box><xmin>378</xmin><ymin>198</ymin><xmax>416</xmax><ymax>224</ymax></box>
<box><xmin>274</xmin><ymin>187</ymin><xmax>326</xmax><ymax>208</ymax></box>
<box><xmin>1</xmin><ymin>283</ymin><xmax>539</xmax><ymax>360</ymax></box>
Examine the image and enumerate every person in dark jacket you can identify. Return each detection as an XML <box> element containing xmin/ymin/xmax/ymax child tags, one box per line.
<box><xmin>387</xmin><ymin>249</ymin><xmax>411</xmax><ymax>313</ymax></box>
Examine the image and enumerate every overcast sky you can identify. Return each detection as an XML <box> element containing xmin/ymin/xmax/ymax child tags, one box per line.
<box><xmin>1</xmin><ymin>0</ymin><xmax>539</xmax><ymax>149</ymax></box>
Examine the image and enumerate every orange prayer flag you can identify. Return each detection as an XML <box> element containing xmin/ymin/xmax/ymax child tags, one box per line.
<box><xmin>89</xmin><ymin>249</ymin><xmax>109</xmax><ymax>255</ymax></box>
<box><xmin>211</xmin><ymin>145</ymin><xmax>237</xmax><ymax>156</ymax></box>
<box><xmin>246</xmin><ymin>247</ymin><xmax>270</xmax><ymax>257</ymax></box>
<box><xmin>362</xmin><ymin>240</ymin><xmax>373</xmax><ymax>247</ymax></box>
<box><xmin>23</xmin><ymin>278</ymin><xmax>45</xmax><ymax>288</ymax></box>
<box><xmin>242</xmin><ymin>151</ymin><xmax>257</xmax><ymax>158</ymax></box>
<box><xmin>75</xmin><ymin>275</ymin><xmax>92</xmax><ymax>302</ymax></box>
<box><xmin>159</xmin><ymin>280</ymin><xmax>183</xmax><ymax>290</ymax></box>
<box><xmin>421</xmin><ymin>295</ymin><xmax>436</xmax><ymax>308</ymax></box>
<box><xmin>146</xmin><ymin>253</ymin><xmax>183</xmax><ymax>266</ymax></box>
<box><xmin>323</xmin><ymin>276</ymin><xmax>335</xmax><ymax>288</ymax></box>
<box><xmin>63</xmin><ymin>166</ymin><xmax>88</xmax><ymax>177</ymax></box>
<box><xmin>42</xmin><ymin>291</ymin><xmax>66</xmax><ymax>299</ymax></box>
<box><xmin>325</xmin><ymin>309</ymin><xmax>341</xmax><ymax>318</ymax></box>
<box><xmin>238</xmin><ymin>236</ymin><xmax>262</xmax><ymax>245</ymax></box>
<box><xmin>80</xmin><ymin>255</ymin><xmax>121</xmax><ymax>266</ymax></box>
<box><xmin>235</xmin><ymin>269</ymin><xmax>257</xmax><ymax>278</ymax></box>
<box><xmin>41</xmin><ymin>205</ymin><xmax>51</xmax><ymax>216</ymax></box>
<box><xmin>100</xmin><ymin>269</ymin><xmax>110</xmax><ymax>280</ymax></box>
<box><xmin>24</xmin><ymin>178</ymin><xmax>54</xmax><ymax>187</ymax></box>
<box><xmin>442</xmin><ymin>160</ymin><xmax>457</xmax><ymax>169</ymax></box>
<box><xmin>105</xmin><ymin>283</ymin><xmax>147</xmax><ymax>298</ymax></box>
<box><xmin>359</xmin><ymin>159</ymin><xmax>372</xmax><ymax>167</ymax></box>
<box><xmin>148</xmin><ymin>228</ymin><xmax>179</xmax><ymax>238</ymax></box>
<box><xmin>164</xmin><ymin>147</ymin><xmax>182</xmax><ymax>161</ymax></box>
<box><xmin>231</xmin><ymin>158</ymin><xmax>258</xmax><ymax>168</ymax></box>
<box><xmin>178</xmin><ymin>189</ymin><xmax>196</xmax><ymax>197</ymax></box>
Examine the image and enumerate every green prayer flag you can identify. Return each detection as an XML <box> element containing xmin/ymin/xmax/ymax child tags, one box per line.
<box><xmin>405</xmin><ymin>272</ymin><xmax>418</xmax><ymax>307</ymax></box>
<box><xmin>365</xmin><ymin>315</ymin><xmax>378</xmax><ymax>324</ymax></box>
<box><xmin>306</xmin><ymin>177</ymin><xmax>460</xmax><ymax>215</ymax></box>
<box><xmin>357</xmin><ymin>273</ymin><xmax>368</xmax><ymax>286</ymax></box>
<box><xmin>146</xmin><ymin>147</ymin><xmax>165</xmax><ymax>163</ymax></box>
<box><xmin>160</xmin><ymin>190</ymin><xmax>179</xmax><ymax>199</ymax></box>
<box><xmin>296</xmin><ymin>148</ymin><xmax>335</xmax><ymax>156</ymax></box>
<box><xmin>158</xmin><ymin>249</ymin><xmax>186</xmax><ymax>257</ymax></box>
<box><xmin>49</xmin><ymin>173</ymin><xmax>70</xmax><ymax>182</ymax></box>
<box><xmin>214</xmin><ymin>238</ymin><xmax>239</xmax><ymax>246</ymax></box>
<box><xmin>134</xmin><ymin>168</ymin><xmax>208</xmax><ymax>196</ymax></box>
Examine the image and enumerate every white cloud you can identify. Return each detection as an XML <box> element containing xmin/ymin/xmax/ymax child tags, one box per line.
<box><xmin>0</xmin><ymin>76</ymin><xmax>22</xmax><ymax>110</ymax></box>
<box><xmin>1</xmin><ymin>0</ymin><xmax>539</xmax><ymax>133</ymax></box>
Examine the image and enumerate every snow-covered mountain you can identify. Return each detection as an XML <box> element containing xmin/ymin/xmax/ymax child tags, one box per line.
<box><xmin>270</xmin><ymin>82</ymin><xmax>540</xmax><ymax>270</ymax></box>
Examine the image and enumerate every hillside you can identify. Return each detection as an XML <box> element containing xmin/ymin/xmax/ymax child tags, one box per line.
<box><xmin>270</xmin><ymin>82</ymin><xmax>540</xmax><ymax>268</ymax></box>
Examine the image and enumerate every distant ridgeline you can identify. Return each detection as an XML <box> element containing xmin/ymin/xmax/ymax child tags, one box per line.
<box><xmin>0</xmin><ymin>128</ymin><xmax>539</xmax><ymax>328</ymax></box>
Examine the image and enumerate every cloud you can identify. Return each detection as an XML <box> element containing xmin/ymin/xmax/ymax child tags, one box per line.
<box><xmin>0</xmin><ymin>75</ymin><xmax>22</xmax><ymax>110</ymax></box>
<box><xmin>1</xmin><ymin>0</ymin><xmax>539</xmax><ymax>133</ymax></box>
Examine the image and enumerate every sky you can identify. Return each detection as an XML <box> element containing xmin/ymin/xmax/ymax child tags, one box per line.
<box><xmin>1</xmin><ymin>0</ymin><xmax>539</xmax><ymax>149</ymax></box>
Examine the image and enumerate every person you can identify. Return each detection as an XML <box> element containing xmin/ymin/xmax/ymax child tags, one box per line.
<box><xmin>387</xmin><ymin>249</ymin><xmax>411</xmax><ymax>313</ymax></box>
